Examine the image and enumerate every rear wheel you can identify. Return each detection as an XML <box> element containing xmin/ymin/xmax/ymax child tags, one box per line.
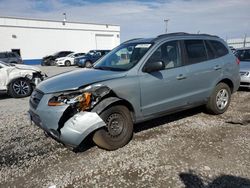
<box><xmin>85</xmin><ymin>61</ymin><xmax>92</xmax><ymax>68</ymax></box>
<box><xmin>8</xmin><ymin>78</ymin><xmax>33</xmax><ymax>98</ymax></box>
<box><xmin>206</xmin><ymin>83</ymin><xmax>231</xmax><ymax>114</ymax></box>
<box><xmin>93</xmin><ymin>105</ymin><xmax>133</xmax><ymax>150</ymax></box>
<box><xmin>65</xmin><ymin>60</ymin><xmax>71</xmax><ymax>66</ymax></box>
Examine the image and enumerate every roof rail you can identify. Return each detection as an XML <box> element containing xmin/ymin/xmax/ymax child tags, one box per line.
<box><xmin>157</xmin><ymin>32</ymin><xmax>189</xmax><ymax>38</ymax></box>
<box><xmin>155</xmin><ymin>32</ymin><xmax>219</xmax><ymax>41</ymax></box>
<box><xmin>122</xmin><ymin>38</ymin><xmax>143</xmax><ymax>44</ymax></box>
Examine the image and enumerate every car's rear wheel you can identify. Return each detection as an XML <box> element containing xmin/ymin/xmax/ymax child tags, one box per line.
<box><xmin>85</xmin><ymin>61</ymin><xmax>92</xmax><ymax>68</ymax></box>
<box><xmin>206</xmin><ymin>83</ymin><xmax>231</xmax><ymax>114</ymax></box>
<box><xmin>93</xmin><ymin>105</ymin><xmax>133</xmax><ymax>150</ymax></box>
<box><xmin>8</xmin><ymin>78</ymin><xmax>33</xmax><ymax>98</ymax></box>
<box><xmin>65</xmin><ymin>60</ymin><xmax>71</xmax><ymax>66</ymax></box>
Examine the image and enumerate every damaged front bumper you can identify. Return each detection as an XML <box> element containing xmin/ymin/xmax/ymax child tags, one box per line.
<box><xmin>28</xmin><ymin>93</ymin><xmax>106</xmax><ymax>148</ymax></box>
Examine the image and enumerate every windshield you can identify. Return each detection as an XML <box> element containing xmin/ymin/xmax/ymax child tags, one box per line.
<box><xmin>66</xmin><ymin>53</ymin><xmax>75</xmax><ymax>57</ymax></box>
<box><xmin>93</xmin><ymin>43</ymin><xmax>152</xmax><ymax>71</ymax></box>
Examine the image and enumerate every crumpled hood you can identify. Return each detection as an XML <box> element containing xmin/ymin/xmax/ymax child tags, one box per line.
<box><xmin>240</xmin><ymin>61</ymin><xmax>250</xmax><ymax>72</ymax></box>
<box><xmin>37</xmin><ymin>68</ymin><xmax>127</xmax><ymax>93</ymax></box>
<box><xmin>14</xmin><ymin>64</ymin><xmax>41</xmax><ymax>72</ymax></box>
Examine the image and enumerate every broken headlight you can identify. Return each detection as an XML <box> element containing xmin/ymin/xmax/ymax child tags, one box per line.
<box><xmin>48</xmin><ymin>84</ymin><xmax>111</xmax><ymax>111</ymax></box>
<box><xmin>48</xmin><ymin>91</ymin><xmax>92</xmax><ymax>111</ymax></box>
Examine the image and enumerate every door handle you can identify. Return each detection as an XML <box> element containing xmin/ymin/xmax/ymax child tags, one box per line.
<box><xmin>214</xmin><ymin>65</ymin><xmax>222</xmax><ymax>70</ymax></box>
<box><xmin>176</xmin><ymin>74</ymin><xmax>187</xmax><ymax>80</ymax></box>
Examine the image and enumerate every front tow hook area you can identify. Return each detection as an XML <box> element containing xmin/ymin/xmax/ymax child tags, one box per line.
<box><xmin>47</xmin><ymin>129</ymin><xmax>61</xmax><ymax>142</ymax></box>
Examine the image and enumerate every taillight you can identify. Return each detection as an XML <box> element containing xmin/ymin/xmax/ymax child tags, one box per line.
<box><xmin>236</xmin><ymin>58</ymin><xmax>240</xmax><ymax>65</ymax></box>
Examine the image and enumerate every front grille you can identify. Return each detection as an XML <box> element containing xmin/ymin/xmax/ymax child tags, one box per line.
<box><xmin>29</xmin><ymin>89</ymin><xmax>44</xmax><ymax>109</ymax></box>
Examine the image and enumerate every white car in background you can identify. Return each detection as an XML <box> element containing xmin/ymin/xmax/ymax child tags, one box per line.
<box><xmin>55</xmin><ymin>52</ymin><xmax>85</xmax><ymax>66</ymax></box>
<box><xmin>0</xmin><ymin>61</ymin><xmax>46</xmax><ymax>98</ymax></box>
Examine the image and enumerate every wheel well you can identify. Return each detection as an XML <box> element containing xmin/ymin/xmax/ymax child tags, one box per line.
<box><xmin>218</xmin><ymin>79</ymin><xmax>234</xmax><ymax>93</ymax></box>
<box><xmin>111</xmin><ymin>99</ymin><xmax>135</xmax><ymax>121</ymax></box>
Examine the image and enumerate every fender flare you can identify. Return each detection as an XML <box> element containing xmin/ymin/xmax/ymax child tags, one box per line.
<box><xmin>91</xmin><ymin>97</ymin><xmax>122</xmax><ymax>115</ymax></box>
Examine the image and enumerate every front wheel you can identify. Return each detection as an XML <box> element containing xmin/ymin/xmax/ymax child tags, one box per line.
<box><xmin>65</xmin><ymin>60</ymin><xmax>71</xmax><ymax>66</ymax></box>
<box><xmin>206</xmin><ymin>83</ymin><xmax>231</xmax><ymax>114</ymax></box>
<box><xmin>8</xmin><ymin>79</ymin><xmax>33</xmax><ymax>98</ymax></box>
<box><xmin>93</xmin><ymin>105</ymin><xmax>133</xmax><ymax>150</ymax></box>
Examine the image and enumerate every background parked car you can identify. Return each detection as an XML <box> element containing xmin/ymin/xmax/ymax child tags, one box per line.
<box><xmin>0</xmin><ymin>61</ymin><xmax>46</xmax><ymax>98</ymax></box>
<box><xmin>75</xmin><ymin>50</ymin><xmax>110</xmax><ymax>67</ymax></box>
<box><xmin>0</xmin><ymin>51</ymin><xmax>23</xmax><ymax>64</ymax></box>
<box><xmin>236</xmin><ymin>47</ymin><xmax>250</xmax><ymax>88</ymax></box>
<box><xmin>41</xmin><ymin>51</ymin><xmax>73</xmax><ymax>66</ymax></box>
<box><xmin>55</xmin><ymin>52</ymin><xmax>86</xmax><ymax>66</ymax></box>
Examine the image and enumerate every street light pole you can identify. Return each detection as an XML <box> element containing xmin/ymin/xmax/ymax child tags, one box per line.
<box><xmin>62</xmin><ymin>13</ymin><xmax>67</xmax><ymax>25</ymax></box>
<box><xmin>164</xmin><ymin>19</ymin><xmax>169</xmax><ymax>33</ymax></box>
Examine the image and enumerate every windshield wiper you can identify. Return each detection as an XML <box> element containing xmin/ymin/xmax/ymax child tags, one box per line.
<box><xmin>94</xmin><ymin>66</ymin><xmax>125</xmax><ymax>71</ymax></box>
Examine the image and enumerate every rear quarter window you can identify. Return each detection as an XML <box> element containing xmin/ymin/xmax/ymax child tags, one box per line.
<box><xmin>210</xmin><ymin>40</ymin><xmax>228</xmax><ymax>57</ymax></box>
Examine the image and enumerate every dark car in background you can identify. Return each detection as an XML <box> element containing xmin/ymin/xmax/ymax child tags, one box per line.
<box><xmin>75</xmin><ymin>50</ymin><xmax>110</xmax><ymax>67</ymax></box>
<box><xmin>41</xmin><ymin>51</ymin><xmax>73</xmax><ymax>66</ymax></box>
<box><xmin>0</xmin><ymin>52</ymin><xmax>23</xmax><ymax>64</ymax></box>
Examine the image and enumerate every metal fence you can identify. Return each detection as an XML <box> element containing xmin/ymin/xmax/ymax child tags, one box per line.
<box><xmin>227</xmin><ymin>36</ymin><xmax>250</xmax><ymax>48</ymax></box>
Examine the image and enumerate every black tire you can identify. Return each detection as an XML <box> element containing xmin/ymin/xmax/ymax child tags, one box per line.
<box><xmin>65</xmin><ymin>60</ymin><xmax>71</xmax><ymax>66</ymax></box>
<box><xmin>93</xmin><ymin>105</ymin><xmax>133</xmax><ymax>150</ymax></box>
<box><xmin>85</xmin><ymin>61</ymin><xmax>92</xmax><ymax>68</ymax></box>
<box><xmin>10</xmin><ymin>61</ymin><xmax>17</xmax><ymax>64</ymax></box>
<box><xmin>206</xmin><ymin>83</ymin><xmax>231</xmax><ymax>114</ymax></box>
<box><xmin>8</xmin><ymin>78</ymin><xmax>33</xmax><ymax>98</ymax></box>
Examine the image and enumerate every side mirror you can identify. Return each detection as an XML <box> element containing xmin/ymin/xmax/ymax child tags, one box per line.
<box><xmin>143</xmin><ymin>61</ymin><xmax>165</xmax><ymax>73</ymax></box>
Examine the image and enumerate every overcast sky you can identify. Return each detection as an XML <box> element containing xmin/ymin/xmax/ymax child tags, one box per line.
<box><xmin>0</xmin><ymin>0</ymin><xmax>249</xmax><ymax>41</ymax></box>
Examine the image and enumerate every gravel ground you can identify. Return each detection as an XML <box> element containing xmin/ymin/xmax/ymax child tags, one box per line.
<box><xmin>0</xmin><ymin>66</ymin><xmax>250</xmax><ymax>188</ymax></box>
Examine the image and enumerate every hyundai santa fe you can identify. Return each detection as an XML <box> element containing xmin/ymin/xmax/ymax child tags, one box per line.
<box><xmin>29</xmin><ymin>33</ymin><xmax>240</xmax><ymax>150</ymax></box>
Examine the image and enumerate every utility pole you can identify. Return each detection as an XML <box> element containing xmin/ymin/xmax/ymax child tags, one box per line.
<box><xmin>243</xmin><ymin>33</ymin><xmax>247</xmax><ymax>47</ymax></box>
<box><xmin>62</xmin><ymin>13</ymin><xmax>67</xmax><ymax>25</ymax></box>
<box><xmin>164</xmin><ymin>19</ymin><xmax>169</xmax><ymax>33</ymax></box>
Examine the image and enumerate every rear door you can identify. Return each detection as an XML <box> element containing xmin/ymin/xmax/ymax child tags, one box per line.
<box><xmin>181</xmin><ymin>39</ymin><xmax>226</xmax><ymax>103</ymax></box>
<box><xmin>139</xmin><ymin>40</ymin><xmax>190</xmax><ymax>116</ymax></box>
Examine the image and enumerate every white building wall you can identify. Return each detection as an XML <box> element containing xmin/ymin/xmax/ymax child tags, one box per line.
<box><xmin>0</xmin><ymin>16</ymin><xmax>120</xmax><ymax>62</ymax></box>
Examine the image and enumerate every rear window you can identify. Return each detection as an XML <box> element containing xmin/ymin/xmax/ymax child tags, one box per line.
<box><xmin>184</xmin><ymin>40</ymin><xmax>207</xmax><ymax>64</ymax></box>
<box><xmin>237</xmin><ymin>49</ymin><xmax>250</xmax><ymax>61</ymax></box>
<box><xmin>210</xmin><ymin>40</ymin><xmax>228</xmax><ymax>57</ymax></box>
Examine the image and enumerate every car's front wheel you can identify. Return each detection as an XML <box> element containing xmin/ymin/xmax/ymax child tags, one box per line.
<box><xmin>8</xmin><ymin>78</ymin><xmax>33</xmax><ymax>98</ymax></box>
<box><xmin>206</xmin><ymin>83</ymin><xmax>231</xmax><ymax>114</ymax></box>
<box><xmin>93</xmin><ymin>105</ymin><xmax>133</xmax><ymax>150</ymax></box>
<box><xmin>65</xmin><ymin>60</ymin><xmax>71</xmax><ymax>66</ymax></box>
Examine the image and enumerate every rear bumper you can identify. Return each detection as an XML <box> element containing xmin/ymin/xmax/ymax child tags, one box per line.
<box><xmin>240</xmin><ymin>76</ymin><xmax>250</xmax><ymax>88</ymax></box>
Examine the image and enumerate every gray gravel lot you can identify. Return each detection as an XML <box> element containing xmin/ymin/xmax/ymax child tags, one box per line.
<box><xmin>0</xmin><ymin>66</ymin><xmax>250</xmax><ymax>188</ymax></box>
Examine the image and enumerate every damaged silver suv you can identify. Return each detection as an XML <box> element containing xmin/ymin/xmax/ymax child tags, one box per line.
<box><xmin>29</xmin><ymin>33</ymin><xmax>240</xmax><ymax>150</ymax></box>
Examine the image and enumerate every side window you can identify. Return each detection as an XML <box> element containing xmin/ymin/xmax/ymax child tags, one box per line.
<box><xmin>205</xmin><ymin>41</ymin><xmax>216</xmax><ymax>60</ymax></box>
<box><xmin>9</xmin><ymin>53</ymin><xmax>17</xmax><ymax>58</ymax></box>
<box><xmin>146</xmin><ymin>41</ymin><xmax>181</xmax><ymax>69</ymax></box>
<box><xmin>184</xmin><ymin>40</ymin><xmax>207</xmax><ymax>64</ymax></box>
<box><xmin>210</xmin><ymin>40</ymin><xmax>228</xmax><ymax>57</ymax></box>
<box><xmin>0</xmin><ymin>53</ymin><xmax>7</xmax><ymax>58</ymax></box>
